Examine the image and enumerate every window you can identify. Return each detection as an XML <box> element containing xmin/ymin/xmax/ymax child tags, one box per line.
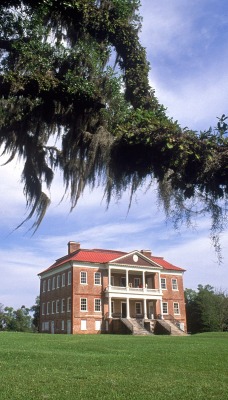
<box><xmin>42</xmin><ymin>303</ymin><xmax>45</xmax><ymax>315</ymax></box>
<box><xmin>62</xmin><ymin>273</ymin><xmax>65</xmax><ymax>287</ymax></box>
<box><xmin>56</xmin><ymin>299</ymin><xmax>60</xmax><ymax>313</ymax></box>
<box><xmin>61</xmin><ymin>320</ymin><xmax>64</xmax><ymax>331</ymax></box>
<box><xmin>95</xmin><ymin>320</ymin><xmax>101</xmax><ymax>331</ymax></box>
<box><xmin>94</xmin><ymin>272</ymin><xmax>101</xmax><ymax>285</ymax></box>
<box><xmin>48</xmin><ymin>278</ymin><xmax>51</xmax><ymax>291</ymax></box>
<box><xmin>80</xmin><ymin>271</ymin><xmax>87</xmax><ymax>284</ymax></box>
<box><xmin>42</xmin><ymin>280</ymin><xmax>46</xmax><ymax>293</ymax></box>
<box><xmin>57</xmin><ymin>275</ymin><xmax>61</xmax><ymax>288</ymax></box>
<box><xmin>43</xmin><ymin>321</ymin><xmax>49</xmax><ymax>331</ymax></box>
<box><xmin>172</xmin><ymin>278</ymin><xmax>178</xmax><ymax>290</ymax></box>
<box><xmin>162</xmin><ymin>302</ymin><xmax>168</xmax><ymax>315</ymax></box>
<box><xmin>81</xmin><ymin>320</ymin><xmax>87</xmax><ymax>330</ymax></box>
<box><xmin>68</xmin><ymin>271</ymin><xmax>72</xmax><ymax>285</ymax></box>
<box><xmin>67</xmin><ymin>297</ymin><xmax>72</xmax><ymax>312</ymax></box>
<box><xmin>111</xmin><ymin>276</ymin><xmax>114</xmax><ymax>286</ymax></box>
<box><xmin>52</xmin><ymin>276</ymin><xmax>56</xmax><ymax>290</ymax></box>
<box><xmin>135</xmin><ymin>302</ymin><xmax>142</xmax><ymax>315</ymax></box>
<box><xmin>94</xmin><ymin>299</ymin><xmax>101</xmax><ymax>312</ymax></box>
<box><xmin>47</xmin><ymin>302</ymin><xmax>50</xmax><ymax>315</ymax></box>
<box><xmin>80</xmin><ymin>298</ymin><xmax>87</xmax><ymax>311</ymax></box>
<box><xmin>52</xmin><ymin>301</ymin><xmax>55</xmax><ymax>314</ymax></box>
<box><xmin>174</xmin><ymin>302</ymin><xmax>180</xmax><ymax>315</ymax></box>
<box><xmin>161</xmin><ymin>278</ymin><xmax>166</xmax><ymax>289</ymax></box>
<box><xmin>61</xmin><ymin>299</ymin><xmax>65</xmax><ymax>313</ymax></box>
<box><xmin>134</xmin><ymin>278</ymin><xmax>140</xmax><ymax>288</ymax></box>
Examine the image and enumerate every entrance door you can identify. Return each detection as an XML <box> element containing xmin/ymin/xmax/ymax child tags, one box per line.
<box><xmin>121</xmin><ymin>302</ymin><xmax>127</xmax><ymax>318</ymax></box>
<box><xmin>149</xmin><ymin>302</ymin><xmax>154</xmax><ymax>319</ymax></box>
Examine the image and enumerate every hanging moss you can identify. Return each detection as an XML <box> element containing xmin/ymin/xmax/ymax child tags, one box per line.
<box><xmin>0</xmin><ymin>1</ymin><xmax>227</xmax><ymax>256</ymax></box>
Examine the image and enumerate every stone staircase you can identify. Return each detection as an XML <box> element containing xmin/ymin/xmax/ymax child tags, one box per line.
<box><xmin>162</xmin><ymin>320</ymin><xmax>188</xmax><ymax>336</ymax></box>
<box><xmin>121</xmin><ymin>318</ymin><xmax>152</xmax><ymax>335</ymax></box>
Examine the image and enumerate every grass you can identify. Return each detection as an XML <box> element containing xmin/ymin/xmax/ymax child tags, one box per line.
<box><xmin>0</xmin><ymin>332</ymin><xmax>227</xmax><ymax>400</ymax></box>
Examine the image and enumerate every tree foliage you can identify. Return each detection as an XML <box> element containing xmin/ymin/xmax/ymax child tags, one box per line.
<box><xmin>0</xmin><ymin>305</ymin><xmax>33</xmax><ymax>332</ymax></box>
<box><xmin>185</xmin><ymin>285</ymin><xmax>228</xmax><ymax>333</ymax></box>
<box><xmin>0</xmin><ymin>299</ymin><xmax>39</xmax><ymax>332</ymax></box>
<box><xmin>0</xmin><ymin>1</ymin><xmax>227</xmax><ymax>251</ymax></box>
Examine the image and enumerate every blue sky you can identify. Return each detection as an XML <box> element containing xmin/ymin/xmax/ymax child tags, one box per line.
<box><xmin>1</xmin><ymin>0</ymin><xmax>228</xmax><ymax>309</ymax></box>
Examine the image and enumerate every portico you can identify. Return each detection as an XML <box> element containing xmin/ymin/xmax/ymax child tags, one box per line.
<box><xmin>105</xmin><ymin>261</ymin><xmax>163</xmax><ymax>320</ymax></box>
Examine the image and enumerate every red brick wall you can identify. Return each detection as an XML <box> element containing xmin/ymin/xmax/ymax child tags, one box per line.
<box><xmin>160</xmin><ymin>273</ymin><xmax>187</xmax><ymax>330</ymax></box>
<box><xmin>39</xmin><ymin>267</ymin><xmax>73</xmax><ymax>333</ymax></box>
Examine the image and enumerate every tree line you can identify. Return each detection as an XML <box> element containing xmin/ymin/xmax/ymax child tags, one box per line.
<box><xmin>1</xmin><ymin>288</ymin><xmax>228</xmax><ymax>334</ymax></box>
<box><xmin>0</xmin><ymin>297</ymin><xmax>39</xmax><ymax>332</ymax></box>
<box><xmin>185</xmin><ymin>285</ymin><xmax>228</xmax><ymax>334</ymax></box>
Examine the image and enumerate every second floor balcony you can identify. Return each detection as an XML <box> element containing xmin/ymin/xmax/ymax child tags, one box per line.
<box><xmin>105</xmin><ymin>284</ymin><xmax>162</xmax><ymax>297</ymax></box>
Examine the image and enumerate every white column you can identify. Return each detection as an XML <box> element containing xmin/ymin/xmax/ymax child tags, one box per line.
<box><xmin>108</xmin><ymin>296</ymin><xmax>112</xmax><ymax>318</ymax></box>
<box><xmin>126</xmin><ymin>297</ymin><xmax>130</xmax><ymax>318</ymax></box>
<box><xmin>126</xmin><ymin>269</ymin><xmax>129</xmax><ymax>288</ymax></box>
<box><xmin>142</xmin><ymin>271</ymin><xmax>145</xmax><ymax>288</ymax></box>
<box><xmin>108</xmin><ymin>267</ymin><xmax>111</xmax><ymax>287</ymax></box>
<box><xmin>144</xmin><ymin>298</ymin><xmax>147</xmax><ymax>319</ymax></box>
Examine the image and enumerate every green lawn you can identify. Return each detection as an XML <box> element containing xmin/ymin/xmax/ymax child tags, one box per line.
<box><xmin>0</xmin><ymin>332</ymin><xmax>227</xmax><ymax>400</ymax></box>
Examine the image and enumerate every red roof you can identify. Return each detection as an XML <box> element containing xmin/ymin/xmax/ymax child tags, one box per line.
<box><xmin>40</xmin><ymin>248</ymin><xmax>185</xmax><ymax>274</ymax></box>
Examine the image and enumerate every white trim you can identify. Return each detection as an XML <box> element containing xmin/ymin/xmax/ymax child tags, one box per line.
<box><xmin>173</xmin><ymin>302</ymin><xmax>180</xmax><ymax>315</ymax></box>
<box><xmin>171</xmin><ymin>278</ymin><xmax>178</xmax><ymax>290</ymax></box>
<box><xmin>162</xmin><ymin>302</ymin><xmax>168</xmax><ymax>315</ymax></box>
<box><xmin>80</xmin><ymin>298</ymin><xmax>87</xmax><ymax>312</ymax></box>
<box><xmin>80</xmin><ymin>271</ymin><xmax>87</xmax><ymax>285</ymax></box>
<box><xmin>94</xmin><ymin>298</ymin><xmax>101</xmax><ymax>312</ymax></box>
<box><xmin>94</xmin><ymin>272</ymin><xmax>101</xmax><ymax>285</ymax></box>
<box><xmin>135</xmin><ymin>301</ymin><xmax>142</xmax><ymax>315</ymax></box>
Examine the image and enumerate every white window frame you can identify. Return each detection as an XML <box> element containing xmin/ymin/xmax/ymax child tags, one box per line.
<box><xmin>62</xmin><ymin>273</ymin><xmax>65</xmax><ymax>287</ymax></box>
<box><xmin>161</xmin><ymin>278</ymin><xmax>166</xmax><ymax>290</ymax></box>
<box><xmin>61</xmin><ymin>298</ymin><xmax>65</xmax><ymax>313</ymax></box>
<box><xmin>61</xmin><ymin>320</ymin><xmax>64</xmax><ymax>331</ymax></box>
<box><xmin>95</xmin><ymin>320</ymin><xmax>101</xmax><ymax>331</ymax></box>
<box><xmin>47</xmin><ymin>302</ymin><xmax>50</xmax><ymax>315</ymax></box>
<box><xmin>94</xmin><ymin>272</ymin><xmax>101</xmax><ymax>285</ymax></box>
<box><xmin>52</xmin><ymin>300</ymin><xmax>55</xmax><ymax>314</ymax></box>
<box><xmin>48</xmin><ymin>278</ymin><xmax>51</xmax><ymax>291</ymax></box>
<box><xmin>172</xmin><ymin>278</ymin><xmax>178</xmax><ymax>290</ymax></box>
<box><xmin>57</xmin><ymin>275</ymin><xmax>61</xmax><ymax>288</ymax></box>
<box><xmin>80</xmin><ymin>271</ymin><xmax>87</xmax><ymax>284</ymax></box>
<box><xmin>42</xmin><ymin>303</ymin><xmax>45</xmax><ymax>315</ymax></box>
<box><xmin>162</xmin><ymin>302</ymin><xmax>168</xmax><ymax>315</ymax></box>
<box><xmin>80</xmin><ymin>298</ymin><xmax>87</xmax><ymax>311</ymax></box>
<box><xmin>81</xmin><ymin>319</ymin><xmax>87</xmax><ymax>330</ymax></box>
<box><xmin>94</xmin><ymin>298</ymin><xmax>101</xmax><ymax>312</ymax></box>
<box><xmin>135</xmin><ymin>302</ymin><xmax>142</xmax><ymax>315</ymax></box>
<box><xmin>173</xmin><ymin>302</ymin><xmax>180</xmax><ymax>315</ymax></box>
<box><xmin>42</xmin><ymin>280</ymin><xmax>46</xmax><ymax>293</ymax></box>
<box><xmin>52</xmin><ymin>276</ymin><xmax>56</xmax><ymax>290</ymax></box>
<box><xmin>68</xmin><ymin>270</ymin><xmax>72</xmax><ymax>285</ymax></box>
<box><xmin>56</xmin><ymin>299</ymin><xmax>59</xmax><ymax>313</ymax></box>
<box><xmin>67</xmin><ymin>297</ymin><xmax>72</xmax><ymax>312</ymax></box>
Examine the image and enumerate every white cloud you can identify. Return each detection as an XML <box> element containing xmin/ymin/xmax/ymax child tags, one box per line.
<box><xmin>140</xmin><ymin>0</ymin><xmax>228</xmax><ymax>131</ymax></box>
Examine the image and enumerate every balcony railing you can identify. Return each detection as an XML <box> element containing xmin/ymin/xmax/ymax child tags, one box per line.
<box><xmin>105</xmin><ymin>285</ymin><xmax>162</xmax><ymax>296</ymax></box>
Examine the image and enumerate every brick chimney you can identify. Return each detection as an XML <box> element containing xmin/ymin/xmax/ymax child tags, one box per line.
<box><xmin>68</xmin><ymin>241</ymin><xmax>80</xmax><ymax>254</ymax></box>
<box><xmin>141</xmin><ymin>249</ymin><xmax>152</xmax><ymax>257</ymax></box>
